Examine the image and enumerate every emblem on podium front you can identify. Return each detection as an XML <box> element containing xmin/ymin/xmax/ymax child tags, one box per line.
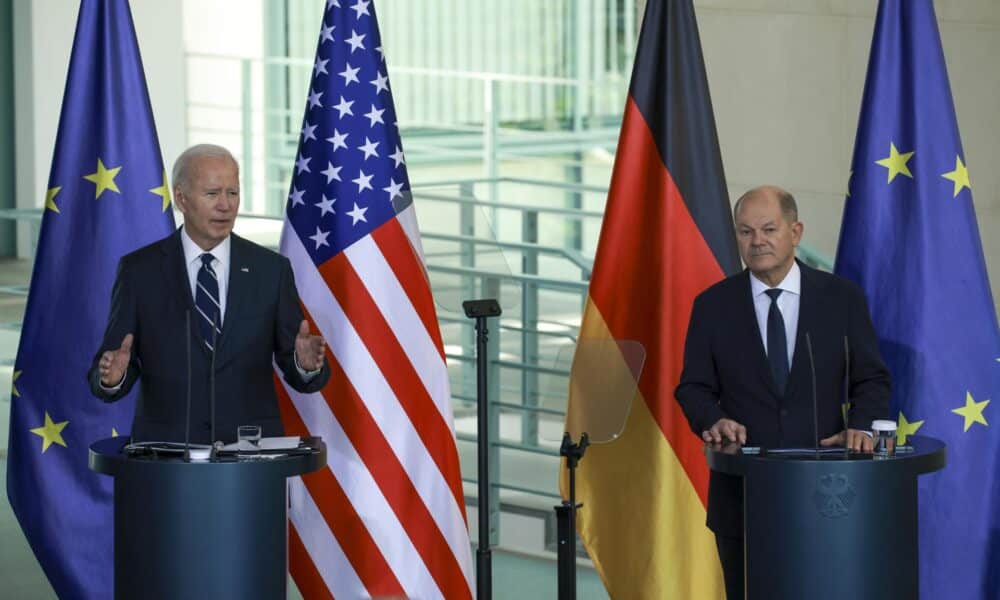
<box><xmin>813</xmin><ymin>473</ymin><xmax>855</xmax><ymax>519</ymax></box>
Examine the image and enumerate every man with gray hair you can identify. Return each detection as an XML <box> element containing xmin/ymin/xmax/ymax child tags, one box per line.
<box><xmin>675</xmin><ymin>185</ymin><xmax>890</xmax><ymax>599</ymax></box>
<box><xmin>88</xmin><ymin>144</ymin><xmax>330</xmax><ymax>444</ymax></box>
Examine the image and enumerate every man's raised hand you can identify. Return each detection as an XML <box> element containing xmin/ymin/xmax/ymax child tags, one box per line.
<box><xmin>99</xmin><ymin>334</ymin><xmax>133</xmax><ymax>387</ymax></box>
<box><xmin>294</xmin><ymin>320</ymin><xmax>326</xmax><ymax>372</ymax></box>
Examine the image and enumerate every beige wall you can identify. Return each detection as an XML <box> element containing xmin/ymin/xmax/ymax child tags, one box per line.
<box><xmin>694</xmin><ymin>0</ymin><xmax>1000</xmax><ymax>304</ymax></box>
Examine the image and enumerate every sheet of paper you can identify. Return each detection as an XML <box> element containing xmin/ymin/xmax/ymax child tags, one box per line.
<box><xmin>258</xmin><ymin>436</ymin><xmax>301</xmax><ymax>450</ymax></box>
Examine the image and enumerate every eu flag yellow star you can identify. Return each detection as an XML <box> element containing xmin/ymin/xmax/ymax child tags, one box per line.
<box><xmin>29</xmin><ymin>411</ymin><xmax>69</xmax><ymax>453</ymax></box>
<box><xmin>875</xmin><ymin>142</ymin><xmax>914</xmax><ymax>183</ymax></box>
<box><xmin>941</xmin><ymin>156</ymin><xmax>971</xmax><ymax>197</ymax></box>
<box><xmin>83</xmin><ymin>158</ymin><xmax>122</xmax><ymax>199</ymax></box>
<box><xmin>896</xmin><ymin>411</ymin><xmax>924</xmax><ymax>445</ymax></box>
<box><xmin>45</xmin><ymin>187</ymin><xmax>62</xmax><ymax>213</ymax></box>
<box><xmin>11</xmin><ymin>370</ymin><xmax>21</xmax><ymax>398</ymax></box>
<box><xmin>149</xmin><ymin>169</ymin><xmax>172</xmax><ymax>212</ymax></box>
<box><xmin>951</xmin><ymin>391</ymin><xmax>990</xmax><ymax>432</ymax></box>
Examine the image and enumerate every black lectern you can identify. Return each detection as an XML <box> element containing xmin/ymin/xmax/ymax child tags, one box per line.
<box><xmin>89</xmin><ymin>437</ymin><xmax>326</xmax><ymax>599</ymax></box>
<box><xmin>706</xmin><ymin>436</ymin><xmax>945</xmax><ymax>600</ymax></box>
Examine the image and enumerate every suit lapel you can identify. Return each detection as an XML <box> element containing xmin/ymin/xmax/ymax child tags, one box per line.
<box><xmin>162</xmin><ymin>229</ymin><xmax>208</xmax><ymax>354</ymax></box>
<box><xmin>785</xmin><ymin>261</ymin><xmax>819</xmax><ymax>402</ymax></box>
<box><xmin>216</xmin><ymin>234</ymin><xmax>251</xmax><ymax>358</ymax></box>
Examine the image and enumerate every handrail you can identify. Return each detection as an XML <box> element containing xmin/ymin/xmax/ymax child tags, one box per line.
<box><xmin>185</xmin><ymin>52</ymin><xmax>618</xmax><ymax>88</ymax></box>
<box><xmin>425</xmin><ymin>264</ymin><xmax>589</xmax><ymax>291</ymax></box>
<box><xmin>413</xmin><ymin>190</ymin><xmax>605</xmax><ymax>220</ymax></box>
<box><xmin>415</xmin><ymin>175</ymin><xmax>610</xmax><ymax>195</ymax></box>
<box><xmin>421</xmin><ymin>232</ymin><xmax>593</xmax><ymax>273</ymax></box>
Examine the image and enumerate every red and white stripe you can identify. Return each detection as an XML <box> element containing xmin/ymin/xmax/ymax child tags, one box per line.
<box><xmin>277</xmin><ymin>207</ymin><xmax>474</xmax><ymax>599</ymax></box>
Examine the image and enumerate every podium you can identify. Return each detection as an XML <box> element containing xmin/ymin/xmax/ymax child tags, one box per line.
<box><xmin>706</xmin><ymin>436</ymin><xmax>945</xmax><ymax>600</ymax></box>
<box><xmin>89</xmin><ymin>437</ymin><xmax>326</xmax><ymax>599</ymax></box>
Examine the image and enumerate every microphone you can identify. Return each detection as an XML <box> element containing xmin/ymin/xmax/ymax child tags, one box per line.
<box><xmin>184</xmin><ymin>309</ymin><xmax>192</xmax><ymax>462</ymax></box>
<box><xmin>805</xmin><ymin>332</ymin><xmax>818</xmax><ymax>452</ymax></box>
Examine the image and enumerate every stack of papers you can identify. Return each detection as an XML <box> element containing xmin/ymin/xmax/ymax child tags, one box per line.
<box><xmin>220</xmin><ymin>436</ymin><xmax>301</xmax><ymax>452</ymax></box>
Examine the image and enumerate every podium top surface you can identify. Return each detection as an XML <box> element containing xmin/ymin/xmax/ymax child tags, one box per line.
<box><xmin>705</xmin><ymin>435</ymin><xmax>945</xmax><ymax>477</ymax></box>
<box><xmin>88</xmin><ymin>436</ymin><xmax>327</xmax><ymax>479</ymax></box>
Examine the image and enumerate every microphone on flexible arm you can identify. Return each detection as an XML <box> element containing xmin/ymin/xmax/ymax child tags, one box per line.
<box><xmin>805</xmin><ymin>332</ymin><xmax>819</xmax><ymax>454</ymax></box>
<box><xmin>184</xmin><ymin>309</ymin><xmax>193</xmax><ymax>462</ymax></box>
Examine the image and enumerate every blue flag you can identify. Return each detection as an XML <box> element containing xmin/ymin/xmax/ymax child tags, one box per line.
<box><xmin>835</xmin><ymin>1</ymin><xmax>1000</xmax><ymax>597</ymax></box>
<box><xmin>5</xmin><ymin>1</ymin><xmax>175</xmax><ymax>597</ymax></box>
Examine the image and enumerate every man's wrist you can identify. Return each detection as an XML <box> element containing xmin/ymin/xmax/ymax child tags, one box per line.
<box><xmin>294</xmin><ymin>352</ymin><xmax>322</xmax><ymax>379</ymax></box>
<box><xmin>99</xmin><ymin>372</ymin><xmax>126</xmax><ymax>392</ymax></box>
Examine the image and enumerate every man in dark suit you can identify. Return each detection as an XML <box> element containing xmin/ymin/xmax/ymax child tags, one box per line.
<box><xmin>88</xmin><ymin>144</ymin><xmax>330</xmax><ymax>444</ymax></box>
<box><xmin>675</xmin><ymin>185</ymin><xmax>890</xmax><ymax>599</ymax></box>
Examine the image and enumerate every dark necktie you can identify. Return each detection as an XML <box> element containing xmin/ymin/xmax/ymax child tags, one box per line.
<box><xmin>195</xmin><ymin>253</ymin><xmax>221</xmax><ymax>351</ymax></box>
<box><xmin>765</xmin><ymin>288</ymin><xmax>788</xmax><ymax>394</ymax></box>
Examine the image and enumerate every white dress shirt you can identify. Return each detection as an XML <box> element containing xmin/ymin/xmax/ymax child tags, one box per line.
<box><xmin>750</xmin><ymin>261</ymin><xmax>801</xmax><ymax>369</ymax></box>
<box><xmin>180</xmin><ymin>227</ymin><xmax>230</xmax><ymax>326</ymax></box>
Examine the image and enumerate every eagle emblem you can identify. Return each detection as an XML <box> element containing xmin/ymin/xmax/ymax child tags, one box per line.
<box><xmin>813</xmin><ymin>473</ymin><xmax>855</xmax><ymax>519</ymax></box>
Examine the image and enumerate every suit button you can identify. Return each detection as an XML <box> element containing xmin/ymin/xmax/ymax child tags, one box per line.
<box><xmin>780</xmin><ymin>409</ymin><xmax>789</xmax><ymax>417</ymax></box>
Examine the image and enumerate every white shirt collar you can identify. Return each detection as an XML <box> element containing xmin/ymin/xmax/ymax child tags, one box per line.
<box><xmin>750</xmin><ymin>260</ymin><xmax>801</xmax><ymax>297</ymax></box>
<box><xmin>180</xmin><ymin>226</ymin><xmax>231</xmax><ymax>268</ymax></box>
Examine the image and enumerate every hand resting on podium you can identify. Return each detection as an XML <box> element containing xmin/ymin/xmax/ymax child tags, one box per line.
<box><xmin>702</xmin><ymin>416</ymin><xmax>874</xmax><ymax>453</ymax></box>
<box><xmin>820</xmin><ymin>429</ymin><xmax>874</xmax><ymax>453</ymax></box>
<box><xmin>702</xmin><ymin>417</ymin><xmax>747</xmax><ymax>445</ymax></box>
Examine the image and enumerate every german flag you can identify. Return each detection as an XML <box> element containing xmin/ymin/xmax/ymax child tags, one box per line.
<box><xmin>561</xmin><ymin>0</ymin><xmax>739</xmax><ymax>597</ymax></box>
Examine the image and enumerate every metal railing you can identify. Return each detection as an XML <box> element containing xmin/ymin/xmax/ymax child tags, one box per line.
<box><xmin>183</xmin><ymin>51</ymin><xmax>627</xmax><ymax>216</ymax></box>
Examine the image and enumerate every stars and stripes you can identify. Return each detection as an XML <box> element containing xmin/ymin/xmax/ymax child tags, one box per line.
<box><xmin>277</xmin><ymin>2</ymin><xmax>473</xmax><ymax>599</ymax></box>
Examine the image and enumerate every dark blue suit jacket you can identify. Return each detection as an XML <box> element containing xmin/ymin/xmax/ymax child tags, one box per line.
<box><xmin>88</xmin><ymin>229</ymin><xmax>329</xmax><ymax>443</ymax></box>
<box><xmin>675</xmin><ymin>260</ymin><xmax>890</xmax><ymax>536</ymax></box>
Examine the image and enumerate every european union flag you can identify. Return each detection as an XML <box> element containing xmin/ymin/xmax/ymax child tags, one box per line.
<box><xmin>5</xmin><ymin>1</ymin><xmax>175</xmax><ymax>597</ymax></box>
<box><xmin>835</xmin><ymin>1</ymin><xmax>1000</xmax><ymax>597</ymax></box>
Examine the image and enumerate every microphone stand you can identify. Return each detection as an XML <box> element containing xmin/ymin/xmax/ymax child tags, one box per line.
<box><xmin>556</xmin><ymin>432</ymin><xmax>589</xmax><ymax>600</ymax></box>
<box><xmin>805</xmin><ymin>333</ymin><xmax>819</xmax><ymax>456</ymax></box>
<box><xmin>184</xmin><ymin>310</ymin><xmax>193</xmax><ymax>462</ymax></box>
<box><xmin>462</xmin><ymin>298</ymin><xmax>501</xmax><ymax>600</ymax></box>
<box><xmin>843</xmin><ymin>336</ymin><xmax>852</xmax><ymax>458</ymax></box>
<box><xmin>209</xmin><ymin>310</ymin><xmax>218</xmax><ymax>461</ymax></box>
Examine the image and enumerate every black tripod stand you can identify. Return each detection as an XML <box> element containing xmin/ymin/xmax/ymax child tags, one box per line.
<box><xmin>462</xmin><ymin>298</ymin><xmax>501</xmax><ymax>600</ymax></box>
<box><xmin>555</xmin><ymin>431</ymin><xmax>590</xmax><ymax>600</ymax></box>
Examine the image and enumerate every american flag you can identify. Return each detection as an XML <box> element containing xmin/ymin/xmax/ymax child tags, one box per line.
<box><xmin>275</xmin><ymin>1</ymin><xmax>474</xmax><ymax>598</ymax></box>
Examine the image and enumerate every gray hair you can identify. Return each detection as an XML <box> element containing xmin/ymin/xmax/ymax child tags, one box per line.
<box><xmin>171</xmin><ymin>144</ymin><xmax>237</xmax><ymax>193</ymax></box>
<box><xmin>733</xmin><ymin>185</ymin><xmax>798</xmax><ymax>224</ymax></box>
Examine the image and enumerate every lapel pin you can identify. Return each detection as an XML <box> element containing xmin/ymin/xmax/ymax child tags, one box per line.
<box><xmin>241</xmin><ymin>267</ymin><xmax>249</xmax><ymax>272</ymax></box>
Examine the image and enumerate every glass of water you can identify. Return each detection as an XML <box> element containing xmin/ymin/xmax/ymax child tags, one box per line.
<box><xmin>237</xmin><ymin>425</ymin><xmax>262</xmax><ymax>445</ymax></box>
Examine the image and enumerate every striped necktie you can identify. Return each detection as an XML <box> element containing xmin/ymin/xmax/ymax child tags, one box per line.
<box><xmin>195</xmin><ymin>253</ymin><xmax>222</xmax><ymax>351</ymax></box>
